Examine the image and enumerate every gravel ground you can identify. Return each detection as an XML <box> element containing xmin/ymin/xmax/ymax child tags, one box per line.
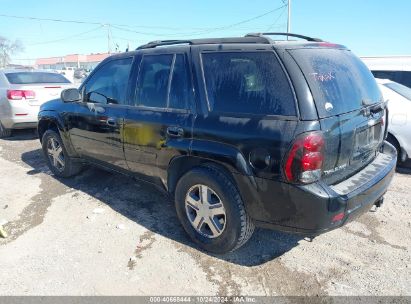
<box><xmin>0</xmin><ymin>130</ymin><xmax>410</xmax><ymax>296</ymax></box>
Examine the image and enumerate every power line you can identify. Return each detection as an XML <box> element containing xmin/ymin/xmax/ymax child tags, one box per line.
<box><xmin>0</xmin><ymin>14</ymin><xmax>102</xmax><ymax>25</ymax></box>
<box><xmin>266</xmin><ymin>6</ymin><xmax>287</xmax><ymax>31</ymax></box>
<box><xmin>111</xmin><ymin>23</ymin><xmax>287</xmax><ymax>44</ymax></box>
<box><xmin>0</xmin><ymin>13</ymin><xmax>202</xmax><ymax>30</ymax></box>
<box><xmin>0</xmin><ymin>4</ymin><xmax>287</xmax><ymax>38</ymax></box>
<box><xmin>72</xmin><ymin>35</ymin><xmax>106</xmax><ymax>41</ymax></box>
<box><xmin>110</xmin><ymin>24</ymin><xmax>174</xmax><ymax>36</ymax></box>
<box><xmin>115</xmin><ymin>4</ymin><xmax>287</xmax><ymax>37</ymax></box>
<box><xmin>27</xmin><ymin>26</ymin><xmax>103</xmax><ymax>46</ymax></box>
<box><xmin>5</xmin><ymin>3</ymin><xmax>288</xmax><ymax>58</ymax></box>
<box><xmin>197</xmin><ymin>4</ymin><xmax>287</xmax><ymax>34</ymax></box>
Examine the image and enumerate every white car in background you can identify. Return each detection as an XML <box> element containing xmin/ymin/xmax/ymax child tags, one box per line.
<box><xmin>0</xmin><ymin>69</ymin><xmax>73</xmax><ymax>138</ymax></box>
<box><xmin>361</xmin><ymin>56</ymin><xmax>411</xmax><ymax>88</ymax></box>
<box><xmin>377</xmin><ymin>78</ymin><xmax>411</xmax><ymax>163</ymax></box>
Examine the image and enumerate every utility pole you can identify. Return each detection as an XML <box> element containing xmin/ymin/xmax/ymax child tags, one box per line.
<box><xmin>287</xmin><ymin>0</ymin><xmax>291</xmax><ymax>40</ymax></box>
<box><xmin>104</xmin><ymin>24</ymin><xmax>112</xmax><ymax>54</ymax></box>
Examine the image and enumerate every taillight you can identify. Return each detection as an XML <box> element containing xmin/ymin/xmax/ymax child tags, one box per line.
<box><xmin>23</xmin><ymin>90</ymin><xmax>35</xmax><ymax>99</ymax></box>
<box><xmin>7</xmin><ymin>90</ymin><xmax>23</xmax><ymax>100</ymax></box>
<box><xmin>7</xmin><ymin>90</ymin><xmax>35</xmax><ymax>100</ymax></box>
<box><xmin>284</xmin><ymin>131</ymin><xmax>325</xmax><ymax>184</ymax></box>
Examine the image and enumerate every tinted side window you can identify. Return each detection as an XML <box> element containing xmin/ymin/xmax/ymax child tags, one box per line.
<box><xmin>85</xmin><ymin>57</ymin><xmax>132</xmax><ymax>105</ymax></box>
<box><xmin>169</xmin><ymin>54</ymin><xmax>193</xmax><ymax>110</ymax></box>
<box><xmin>372</xmin><ymin>71</ymin><xmax>411</xmax><ymax>88</ymax></box>
<box><xmin>201</xmin><ymin>52</ymin><xmax>296</xmax><ymax>116</ymax></box>
<box><xmin>398</xmin><ymin>71</ymin><xmax>411</xmax><ymax>88</ymax></box>
<box><xmin>135</xmin><ymin>54</ymin><xmax>173</xmax><ymax>108</ymax></box>
<box><xmin>372</xmin><ymin>71</ymin><xmax>395</xmax><ymax>80</ymax></box>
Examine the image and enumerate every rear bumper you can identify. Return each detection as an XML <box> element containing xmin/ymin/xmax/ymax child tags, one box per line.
<box><xmin>1</xmin><ymin>104</ymin><xmax>40</xmax><ymax>129</ymax></box>
<box><xmin>2</xmin><ymin>116</ymin><xmax>38</xmax><ymax>129</ymax></box>
<box><xmin>240</xmin><ymin>141</ymin><xmax>397</xmax><ymax>235</ymax></box>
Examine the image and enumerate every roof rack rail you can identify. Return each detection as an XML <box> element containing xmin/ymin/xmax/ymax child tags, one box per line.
<box><xmin>245</xmin><ymin>32</ymin><xmax>323</xmax><ymax>42</ymax></box>
<box><xmin>137</xmin><ymin>40</ymin><xmax>193</xmax><ymax>50</ymax></box>
<box><xmin>137</xmin><ymin>36</ymin><xmax>273</xmax><ymax>50</ymax></box>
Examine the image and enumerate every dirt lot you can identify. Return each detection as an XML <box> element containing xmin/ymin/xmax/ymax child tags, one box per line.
<box><xmin>0</xmin><ymin>130</ymin><xmax>410</xmax><ymax>296</ymax></box>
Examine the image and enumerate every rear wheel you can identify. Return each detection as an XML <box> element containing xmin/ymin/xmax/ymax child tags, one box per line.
<box><xmin>175</xmin><ymin>166</ymin><xmax>254</xmax><ymax>253</ymax></box>
<box><xmin>42</xmin><ymin>129</ymin><xmax>83</xmax><ymax>178</ymax></box>
<box><xmin>0</xmin><ymin>121</ymin><xmax>12</xmax><ymax>138</ymax></box>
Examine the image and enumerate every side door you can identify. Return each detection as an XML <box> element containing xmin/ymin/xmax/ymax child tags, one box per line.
<box><xmin>123</xmin><ymin>49</ymin><xmax>195</xmax><ymax>184</ymax></box>
<box><xmin>67</xmin><ymin>57</ymin><xmax>134</xmax><ymax>169</ymax></box>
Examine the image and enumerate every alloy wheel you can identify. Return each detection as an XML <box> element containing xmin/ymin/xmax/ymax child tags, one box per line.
<box><xmin>47</xmin><ymin>137</ymin><xmax>65</xmax><ymax>172</ymax></box>
<box><xmin>185</xmin><ymin>184</ymin><xmax>226</xmax><ymax>238</ymax></box>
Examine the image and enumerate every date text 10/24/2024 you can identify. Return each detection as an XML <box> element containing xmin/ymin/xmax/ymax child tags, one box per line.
<box><xmin>149</xmin><ymin>297</ymin><xmax>257</xmax><ymax>303</ymax></box>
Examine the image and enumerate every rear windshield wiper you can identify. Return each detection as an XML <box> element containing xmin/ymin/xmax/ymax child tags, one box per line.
<box><xmin>369</xmin><ymin>102</ymin><xmax>385</xmax><ymax>114</ymax></box>
<box><xmin>361</xmin><ymin>99</ymin><xmax>385</xmax><ymax>115</ymax></box>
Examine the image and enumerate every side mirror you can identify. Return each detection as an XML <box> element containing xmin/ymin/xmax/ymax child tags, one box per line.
<box><xmin>61</xmin><ymin>88</ymin><xmax>81</xmax><ymax>103</ymax></box>
<box><xmin>88</xmin><ymin>91</ymin><xmax>118</xmax><ymax>104</ymax></box>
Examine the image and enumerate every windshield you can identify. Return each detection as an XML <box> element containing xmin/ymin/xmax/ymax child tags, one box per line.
<box><xmin>5</xmin><ymin>72</ymin><xmax>71</xmax><ymax>84</ymax></box>
<box><xmin>384</xmin><ymin>81</ymin><xmax>411</xmax><ymax>101</ymax></box>
<box><xmin>290</xmin><ymin>49</ymin><xmax>382</xmax><ymax>117</ymax></box>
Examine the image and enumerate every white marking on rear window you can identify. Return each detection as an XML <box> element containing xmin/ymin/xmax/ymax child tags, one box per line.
<box><xmin>310</xmin><ymin>72</ymin><xmax>336</xmax><ymax>82</ymax></box>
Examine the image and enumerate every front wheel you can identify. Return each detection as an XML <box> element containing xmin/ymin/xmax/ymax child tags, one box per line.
<box><xmin>175</xmin><ymin>166</ymin><xmax>255</xmax><ymax>253</ymax></box>
<box><xmin>42</xmin><ymin>129</ymin><xmax>83</xmax><ymax>178</ymax></box>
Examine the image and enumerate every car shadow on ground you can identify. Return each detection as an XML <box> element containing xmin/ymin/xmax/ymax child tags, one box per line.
<box><xmin>2</xmin><ymin>129</ymin><xmax>38</xmax><ymax>141</ymax></box>
<box><xmin>20</xmin><ymin>148</ymin><xmax>304</xmax><ymax>266</ymax></box>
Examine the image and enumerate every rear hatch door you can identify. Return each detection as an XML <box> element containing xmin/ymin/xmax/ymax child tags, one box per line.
<box><xmin>289</xmin><ymin>48</ymin><xmax>386</xmax><ymax>184</ymax></box>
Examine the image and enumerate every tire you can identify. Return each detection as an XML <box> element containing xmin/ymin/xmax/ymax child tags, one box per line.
<box><xmin>33</xmin><ymin>128</ymin><xmax>39</xmax><ymax>138</ymax></box>
<box><xmin>386</xmin><ymin>134</ymin><xmax>403</xmax><ymax>164</ymax></box>
<box><xmin>0</xmin><ymin>121</ymin><xmax>12</xmax><ymax>138</ymax></box>
<box><xmin>175</xmin><ymin>165</ymin><xmax>255</xmax><ymax>253</ymax></box>
<box><xmin>42</xmin><ymin>129</ymin><xmax>83</xmax><ymax>178</ymax></box>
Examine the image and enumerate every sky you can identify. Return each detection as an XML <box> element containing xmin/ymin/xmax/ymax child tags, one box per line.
<box><xmin>1</xmin><ymin>0</ymin><xmax>410</xmax><ymax>65</ymax></box>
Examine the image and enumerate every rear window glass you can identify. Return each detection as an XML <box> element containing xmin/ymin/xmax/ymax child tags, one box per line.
<box><xmin>384</xmin><ymin>82</ymin><xmax>411</xmax><ymax>101</ymax></box>
<box><xmin>290</xmin><ymin>49</ymin><xmax>382</xmax><ymax>117</ymax></box>
<box><xmin>5</xmin><ymin>72</ymin><xmax>70</xmax><ymax>84</ymax></box>
<box><xmin>201</xmin><ymin>52</ymin><xmax>296</xmax><ymax>116</ymax></box>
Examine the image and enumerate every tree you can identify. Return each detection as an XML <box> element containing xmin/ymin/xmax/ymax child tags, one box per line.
<box><xmin>0</xmin><ymin>36</ymin><xmax>24</xmax><ymax>68</ymax></box>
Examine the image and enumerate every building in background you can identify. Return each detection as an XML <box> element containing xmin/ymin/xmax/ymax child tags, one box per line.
<box><xmin>35</xmin><ymin>52</ymin><xmax>111</xmax><ymax>70</ymax></box>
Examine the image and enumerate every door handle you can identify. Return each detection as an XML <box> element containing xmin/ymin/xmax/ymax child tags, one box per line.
<box><xmin>166</xmin><ymin>126</ymin><xmax>184</xmax><ymax>137</ymax></box>
<box><xmin>106</xmin><ymin>118</ymin><xmax>117</xmax><ymax>127</ymax></box>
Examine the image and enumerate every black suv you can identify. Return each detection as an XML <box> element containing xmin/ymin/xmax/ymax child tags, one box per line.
<box><xmin>38</xmin><ymin>33</ymin><xmax>397</xmax><ymax>253</ymax></box>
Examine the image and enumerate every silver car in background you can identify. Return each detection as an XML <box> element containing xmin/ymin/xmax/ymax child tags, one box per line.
<box><xmin>0</xmin><ymin>70</ymin><xmax>73</xmax><ymax>138</ymax></box>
